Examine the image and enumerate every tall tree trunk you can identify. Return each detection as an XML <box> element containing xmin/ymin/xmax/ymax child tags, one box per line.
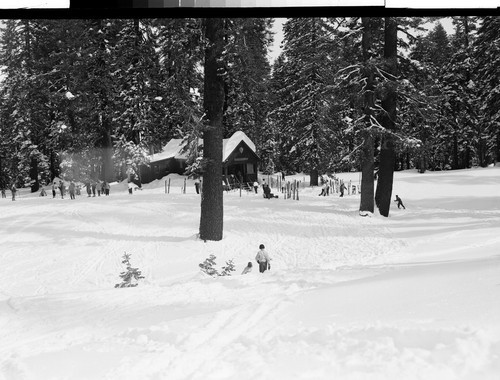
<box><xmin>310</xmin><ymin>169</ymin><xmax>319</xmax><ymax>187</ymax></box>
<box><xmin>30</xmin><ymin>156</ymin><xmax>39</xmax><ymax>192</ymax></box>
<box><xmin>375</xmin><ymin>17</ymin><xmax>397</xmax><ymax>217</ymax></box>
<box><xmin>359</xmin><ymin>17</ymin><xmax>377</xmax><ymax>215</ymax></box>
<box><xmin>199</xmin><ymin>18</ymin><xmax>225</xmax><ymax>242</ymax></box>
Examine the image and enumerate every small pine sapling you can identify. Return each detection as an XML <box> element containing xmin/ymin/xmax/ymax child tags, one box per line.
<box><xmin>199</xmin><ymin>254</ymin><xmax>219</xmax><ymax>277</ymax></box>
<box><xmin>115</xmin><ymin>252</ymin><xmax>145</xmax><ymax>288</ymax></box>
<box><xmin>220</xmin><ymin>259</ymin><xmax>236</xmax><ymax>276</ymax></box>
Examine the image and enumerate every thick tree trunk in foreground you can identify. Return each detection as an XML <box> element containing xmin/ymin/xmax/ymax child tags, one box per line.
<box><xmin>199</xmin><ymin>18</ymin><xmax>225</xmax><ymax>241</ymax></box>
<box><xmin>359</xmin><ymin>17</ymin><xmax>377</xmax><ymax>215</ymax></box>
<box><xmin>375</xmin><ymin>17</ymin><xmax>397</xmax><ymax>217</ymax></box>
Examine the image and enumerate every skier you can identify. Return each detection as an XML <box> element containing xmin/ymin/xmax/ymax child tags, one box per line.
<box><xmin>241</xmin><ymin>262</ymin><xmax>253</xmax><ymax>275</ymax></box>
<box><xmin>394</xmin><ymin>194</ymin><xmax>406</xmax><ymax>209</ymax></box>
<box><xmin>255</xmin><ymin>244</ymin><xmax>272</xmax><ymax>273</ymax></box>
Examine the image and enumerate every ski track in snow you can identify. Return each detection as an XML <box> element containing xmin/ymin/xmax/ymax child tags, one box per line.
<box><xmin>1</xmin><ymin>168</ymin><xmax>500</xmax><ymax>379</ymax></box>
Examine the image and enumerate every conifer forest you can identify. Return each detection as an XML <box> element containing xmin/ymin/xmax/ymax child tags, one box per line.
<box><xmin>0</xmin><ymin>17</ymin><xmax>498</xmax><ymax>202</ymax></box>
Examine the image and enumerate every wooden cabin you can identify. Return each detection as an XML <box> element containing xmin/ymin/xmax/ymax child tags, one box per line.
<box><xmin>141</xmin><ymin>131</ymin><xmax>259</xmax><ymax>185</ymax></box>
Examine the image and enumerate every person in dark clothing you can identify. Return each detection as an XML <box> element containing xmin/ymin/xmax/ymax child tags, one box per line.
<box><xmin>91</xmin><ymin>181</ymin><xmax>96</xmax><ymax>197</ymax></box>
<box><xmin>1</xmin><ymin>188</ymin><xmax>6</xmax><ymax>198</ymax></box>
<box><xmin>194</xmin><ymin>179</ymin><xmax>201</xmax><ymax>194</ymax></box>
<box><xmin>59</xmin><ymin>181</ymin><xmax>64</xmax><ymax>199</ymax></box>
<box><xmin>11</xmin><ymin>184</ymin><xmax>17</xmax><ymax>201</ymax></box>
<box><xmin>104</xmin><ymin>181</ymin><xmax>110</xmax><ymax>196</ymax></box>
<box><xmin>69</xmin><ymin>181</ymin><xmax>76</xmax><ymax>200</ymax></box>
<box><xmin>339</xmin><ymin>182</ymin><xmax>347</xmax><ymax>197</ymax></box>
<box><xmin>263</xmin><ymin>184</ymin><xmax>278</xmax><ymax>199</ymax></box>
<box><xmin>52</xmin><ymin>181</ymin><xmax>57</xmax><ymax>198</ymax></box>
<box><xmin>394</xmin><ymin>195</ymin><xmax>406</xmax><ymax>209</ymax></box>
<box><xmin>86</xmin><ymin>182</ymin><xmax>92</xmax><ymax>197</ymax></box>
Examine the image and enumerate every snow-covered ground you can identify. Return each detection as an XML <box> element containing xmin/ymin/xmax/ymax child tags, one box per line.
<box><xmin>1</xmin><ymin>168</ymin><xmax>499</xmax><ymax>380</ymax></box>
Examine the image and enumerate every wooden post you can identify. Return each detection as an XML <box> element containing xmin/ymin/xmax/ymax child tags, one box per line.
<box><xmin>240</xmin><ymin>183</ymin><xmax>242</xmax><ymax>197</ymax></box>
<box><xmin>168</xmin><ymin>178</ymin><xmax>171</xmax><ymax>194</ymax></box>
<box><xmin>297</xmin><ymin>181</ymin><xmax>299</xmax><ymax>201</ymax></box>
<box><xmin>165</xmin><ymin>180</ymin><xmax>167</xmax><ymax>194</ymax></box>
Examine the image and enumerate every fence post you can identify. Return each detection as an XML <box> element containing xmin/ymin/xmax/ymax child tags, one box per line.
<box><xmin>168</xmin><ymin>178</ymin><xmax>171</xmax><ymax>194</ymax></box>
<box><xmin>165</xmin><ymin>180</ymin><xmax>167</xmax><ymax>194</ymax></box>
<box><xmin>297</xmin><ymin>181</ymin><xmax>299</xmax><ymax>201</ymax></box>
<box><xmin>240</xmin><ymin>183</ymin><xmax>242</xmax><ymax>197</ymax></box>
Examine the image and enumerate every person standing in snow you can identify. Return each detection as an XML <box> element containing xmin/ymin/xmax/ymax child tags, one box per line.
<box><xmin>52</xmin><ymin>181</ymin><xmax>57</xmax><ymax>198</ymax></box>
<box><xmin>128</xmin><ymin>181</ymin><xmax>133</xmax><ymax>195</ymax></box>
<box><xmin>339</xmin><ymin>182</ymin><xmax>347</xmax><ymax>197</ymax></box>
<box><xmin>59</xmin><ymin>180</ymin><xmax>65</xmax><ymax>199</ymax></box>
<box><xmin>85</xmin><ymin>182</ymin><xmax>92</xmax><ymax>197</ymax></box>
<box><xmin>194</xmin><ymin>178</ymin><xmax>201</xmax><ymax>194</ymax></box>
<box><xmin>241</xmin><ymin>262</ymin><xmax>253</xmax><ymax>275</ymax></box>
<box><xmin>96</xmin><ymin>180</ymin><xmax>101</xmax><ymax>196</ymax></box>
<box><xmin>11</xmin><ymin>184</ymin><xmax>17</xmax><ymax>201</ymax></box>
<box><xmin>394</xmin><ymin>194</ymin><xmax>406</xmax><ymax>209</ymax></box>
<box><xmin>318</xmin><ymin>183</ymin><xmax>328</xmax><ymax>196</ymax></box>
<box><xmin>253</xmin><ymin>180</ymin><xmax>259</xmax><ymax>194</ymax></box>
<box><xmin>255</xmin><ymin>244</ymin><xmax>272</xmax><ymax>273</ymax></box>
<box><xmin>104</xmin><ymin>181</ymin><xmax>110</xmax><ymax>196</ymax></box>
<box><xmin>69</xmin><ymin>181</ymin><xmax>76</xmax><ymax>200</ymax></box>
<box><xmin>1</xmin><ymin>188</ymin><xmax>6</xmax><ymax>198</ymax></box>
<box><xmin>91</xmin><ymin>181</ymin><xmax>97</xmax><ymax>197</ymax></box>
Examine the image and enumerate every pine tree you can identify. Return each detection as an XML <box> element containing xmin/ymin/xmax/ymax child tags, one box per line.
<box><xmin>220</xmin><ymin>259</ymin><xmax>236</xmax><ymax>276</ymax></box>
<box><xmin>198</xmin><ymin>254</ymin><xmax>219</xmax><ymax>277</ymax></box>
<box><xmin>271</xmin><ymin>18</ymin><xmax>342</xmax><ymax>186</ymax></box>
<box><xmin>115</xmin><ymin>253</ymin><xmax>145</xmax><ymax>288</ymax></box>
<box><xmin>474</xmin><ymin>16</ymin><xmax>500</xmax><ymax>164</ymax></box>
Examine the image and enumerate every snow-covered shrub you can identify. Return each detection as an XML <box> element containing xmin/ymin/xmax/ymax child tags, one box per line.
<box><xmin>115</xmin><ymin>253</ymin><xmax>145</xmax><ymax>288</ymax></box>
<box><xmin>199</xmin><ymin>255</ymin><xmax>236</xmax><ymax>277</ymax></box>
<box><xmin>199</xmin><ymin>254</ymin><xmax>219</xmax><ymax>277</ymax></box>
<box><xmin>220</xmin><ymin>259</ymin><xmax>236</xmax><ymax>276</ymax></box>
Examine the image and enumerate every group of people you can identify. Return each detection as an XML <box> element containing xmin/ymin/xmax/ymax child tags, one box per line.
<box><xmin>241</xmin><ymin>244</ymin><xmax>272</xmax><ymax>275</ymax></box>
<box><xmin>43</xmin><ymin>179</ymin><xmax>111</xmax><ymax>200</ymax></box>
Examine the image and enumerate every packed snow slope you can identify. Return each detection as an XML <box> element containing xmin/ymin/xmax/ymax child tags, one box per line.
<box><xmin>1</xmin><ymin>168</ymin><xmax>499</xmax><ymax>380</ymax></box>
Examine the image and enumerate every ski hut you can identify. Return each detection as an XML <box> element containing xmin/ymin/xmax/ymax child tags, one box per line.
<box><xmin>141</xmin><ymin>131</ymin><xmax>259</xmax><ymax>184</ymax></box>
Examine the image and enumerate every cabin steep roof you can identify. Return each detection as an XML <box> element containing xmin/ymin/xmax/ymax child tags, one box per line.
<box><xmin>149</xmin><ymin>131</ymin><xmax>256</xmax><ymax>164</ymax></box>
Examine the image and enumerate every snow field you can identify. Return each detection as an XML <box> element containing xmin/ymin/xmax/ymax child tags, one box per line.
<box><xmin>1</xmin><ymin>167</ymin><xmax>500</xmax><ymax>379</ymax></box>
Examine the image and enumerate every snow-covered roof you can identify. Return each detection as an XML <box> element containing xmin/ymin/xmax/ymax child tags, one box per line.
<box><xmin>149</xmin><ymin>131</ymin><xmax>256</xmax><ymax>164</ymax></box>
<box><xmin>222</xmin><ymin>131</ymin><xmax>256</xmax><ymax>161</ymax></box>
<box><xmin>149</xmin><ymin>138</ymin><xmax>202</xmax><ymax>163</ymax></box>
